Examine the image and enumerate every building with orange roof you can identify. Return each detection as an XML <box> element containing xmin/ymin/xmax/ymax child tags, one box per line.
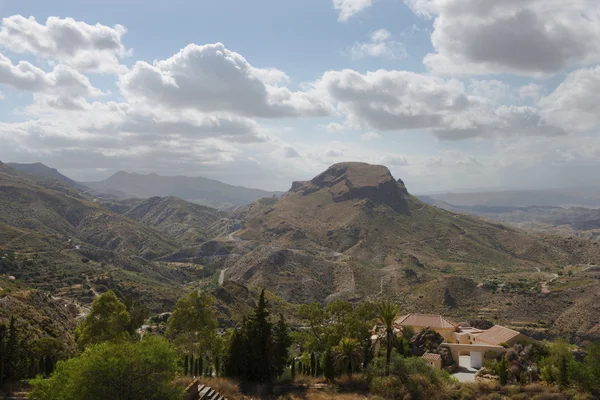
<box><xmin>395</xmin><ymin>313</ymin><xmax>459</xmax><ymax>342</ymax></box>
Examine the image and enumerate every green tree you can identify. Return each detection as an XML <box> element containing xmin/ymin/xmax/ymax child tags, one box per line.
<box><xmin>223</xmin><ymin>290</ymin><xmax>275</xmax><ymax>383</ymax></box>
<box><xmin>541</xmin><ymin>339</ymin><xmax>576</xmax><ymax>388</ymax></box>
<box><xmin>273</xmin><ymin>314</ymin><xmax>291</xmax><ymax>378</ymax></box>
<box><xmin>123</xmin><ymin>295</ymin><xmax>149</xmax><ymax>335</ymax></box>
<box><xmin>376</xmin><ymin>301</ymin><xmax>400</xmax><ymax>375</ymax></box>
<box><xmin>75</xmin><ymin>291</ymin><xmax>130</xmax><ymax>349</ymax></box>
<box><xmin>334</xmin><ymin>338</ymin><xmax>363</xmax><ymax>377</ymax></box>
<box><xmin>495</xmin><ymin>356</ymin><xmax>509</xmax><ymax>385</ymax></box>
<box><xmin>166</xmin><ymin>291</ymin><xmax>217</xmax><ymax>353</ymax></box>
<box><xmin>29</xmin><ymin>336</ymin><xmax>183</xmax><ymax>400</ymax></box>
<box><xmin>245</xmin><ymin>289</ymin><xmax>274</xmax><ymax>382</ymax></box>
<box><xmin>323</xmin><ymin>347</ymin><xmax>335</xmax><ymax>382</ymax></box>
<box><xmin>576</xmin><ymin>343</ymin><xmax>600</xmax><ymax>393</ymax></box>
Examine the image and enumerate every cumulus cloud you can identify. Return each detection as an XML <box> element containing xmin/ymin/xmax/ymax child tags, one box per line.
<box><xmin>351</xmin><ymin>29</ymin><xmax>406</xmax><ymax>59</ymax></box>
<box><xmin>0</xmin><ymin>52</ymin><xmax>103</xmax><ymax>101</ymax></box>
<box><xmin>313</xmin><ymin>68</ymin><xmax>565</xmax><ymax>140</ymax></box>
<box><xmin>539</xmin><ymin>66</ymin><xmax>600</xmax><ymax>132</ymax></box>
<box><xmin>333</xmin><ymin>0</ymin><xmax>372</xmax><ymax>22</ymax></box>
<box><xmin>0</xmin><ymin>15</ymin><xmax>129</xmax><ymax>73</ymax></box>
<box><xmin>120</xmin><ymin>43</ymin><xmax>331</xmax><ymax>118</ymax></box>
<box><xmin>406</xmin><ymin>0</ymin><xmax>600</xmax><ymax>76</ymax></box>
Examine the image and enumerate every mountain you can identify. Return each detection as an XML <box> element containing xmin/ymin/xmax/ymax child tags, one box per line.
<box><xmin>0</xmin><ymin>163</ymin><xmax>207</xmax><ymax>312</ymax></box>
<box><xmin>423</xmin><ymin>188</ymin><xmax>600</xmax><ymax>208</ymax></box>
<box><xmin>221</xmin><ymin>162</ymin><xmax>600</xmax><ymax>337</ymax></box>
<box><xmin>106</xmin><ymin>196</ymin><xmax>226</xmax><ymax>245</ymax></box>
<box><xmin>84</xmin><ymin>171</ymin><xmax>283</xmax><ymax>209</ymax></box>
<box><xmin>7</xmin><ymin>162</ymin><xmax>90</xmax><ymax>192</ymax></box>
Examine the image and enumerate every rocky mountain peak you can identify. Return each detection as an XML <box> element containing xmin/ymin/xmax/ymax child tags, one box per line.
<box><xmin>292</xmin><ymin>162</ymin><xmax>410</xmax><ymax>213</ymax></box>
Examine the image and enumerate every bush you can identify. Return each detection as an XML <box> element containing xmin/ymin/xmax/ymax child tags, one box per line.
<box><xmin>29</xmin><ymin>336</ymin><xmax>183</xmax><ymax>400</ymax></box>
<box><xmin>370</xmin><ymin>376</ymin><xmax>407</xmax><ymax>399</ymax></box>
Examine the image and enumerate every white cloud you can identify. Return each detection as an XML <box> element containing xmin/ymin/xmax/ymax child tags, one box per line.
<box><xmin>0</xmin><ymin>52</ymin><xmax>103</xmax><ymax>101</ymax></box>
<box><xmin>406</xmin><ymin>0</ymin><xmax>600</xmax><ymax>76</ymax></box>
<box><xmin>120</xmin><ymin>43</ymin><xmax>331</xmax><ymax>118</ymax></box>
<box><xmin>519</xmin><ymin>83</ymin><xmax>542</xmax><ymax>101</ymax></box>
<box><xmin>313</xmin><ymin>68</ymin><xmax>565</xmax><ymax>140</ymax></box>
<box><xmin>382</xmin><ymin>155</ymin><xmax>409</xmax><ymax>166</ymax></box>
<box><xmin>539</xmin><ymin>66</ymin><xmax>600</xmax><ymax>132</ymax></box>
<box><xmin>0</xmin><ymin>15</ymin><xmax>129</xmax><ymax>73</ymax></box>
<box><xmin>351</xmin><ymin>29</ymin><xmax>406</xmax><ymax>59</ymax></box>
<box><xmin>325</xmin><ymin>149</ymin><xmax>344</xmax><ymax>157</ymax></box>
<box><xmin>371</xmin><ymin>29</ymin><xmax>391</xmax><ymax>42</ymax></box>
<box><xmin>333</xmin><ymin>0</ymin><xmax>373</xmax><ymax>22</ymax></box>
<box><xmin>360</xmin><ymin>131</ymin><xmax>381</xmax><ymax>140</ymax></box>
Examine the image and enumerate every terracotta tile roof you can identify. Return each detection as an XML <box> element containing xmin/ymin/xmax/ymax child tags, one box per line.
<box><xmin>422</xmin><ymin>353</ymin><xmax>442</xmax><ymax>361</ymax></box>
<box><xmin>474</xmin><ymin>325</ymin><xmax>521</xmax><ymax>346</ymax></box>
<box><xmin>395</xmin><ymin>314</ymin><xmax>458</xmax><ymax>329</ymax></box>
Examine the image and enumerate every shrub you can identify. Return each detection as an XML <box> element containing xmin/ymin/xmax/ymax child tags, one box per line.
<box><xmin>370</xmin><ymin>376</ymin><xmax>406</xmax><ymax>399</ymax></box>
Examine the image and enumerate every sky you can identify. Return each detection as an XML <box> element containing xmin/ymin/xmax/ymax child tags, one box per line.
<box><xmin>1</xmin><ymin>0</ymin><xmax>600</xmax><ymax>193</ymax></box>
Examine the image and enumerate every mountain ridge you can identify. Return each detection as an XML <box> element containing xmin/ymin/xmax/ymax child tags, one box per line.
<box><xmin>84</xmin><ymin>170</ymin><xmax>283</xmax><ymax>209</ymax></box>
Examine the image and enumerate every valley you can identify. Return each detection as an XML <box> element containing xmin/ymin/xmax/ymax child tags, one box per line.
<box><xmin>1</xmin><ymin>160</ymin><xmax>600</xmax><ymax>345</ymax></box>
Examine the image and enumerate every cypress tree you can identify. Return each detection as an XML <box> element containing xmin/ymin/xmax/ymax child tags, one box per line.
<box><xmin>184</xmin><ymin>354</ymin><xmax>189</xmax><ymax>376</ymax></box>
<box><xmin>246</xmin><ymin>289</ymin><xmax>273</xmax><ymax>382</ymax></box>
<box><xmin>190</xmin><ymin>354</ymin><xmax>195</xmax><ymax>376</ymax></box>
<box><xmin>0</xmin><ymin>324</ymin><xmax>6</xmax><ymax>385</ymax></box>
<box><xmin>323</xmin><ymin>348</ymin><xmax>335</xmax><ymax>383</ymax></box>
<box><xmin>5</xmin><ymin>317</ymin><xmax>17</xmax><ymax>384</ymax></box>
<box><xmin>198</xmin><ymin>357</ymin><xmax>203</xmax><ymax>377</ymax></box>
<box><xmin>272</xmin><ymin>314</ymin><xmax>291</xmax><ymax>378</ymax></box>
<box><xmin>291</xmin><ymin>360</ymin><xmax>296</xmax><ymax>381</ymax></box>
<box><xmin>310</xmin><ymin>352</ymin><xmax>316</xmax><ymax>376</ymax></box>
<box><xmin>214</xmin><ymin>355</ymin><xmax>220</xmax><ymax>377</ymax></box>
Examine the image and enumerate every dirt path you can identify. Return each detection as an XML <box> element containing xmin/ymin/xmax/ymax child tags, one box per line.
<box><xmin>541</xmin><ymin>273</ymin><xmax>559</xmax><ymax>294</ymax></box>
<box><xmin>218</xmin><ymin>268</ymin><xmax>228</xmax><ymax>286</ymax></box>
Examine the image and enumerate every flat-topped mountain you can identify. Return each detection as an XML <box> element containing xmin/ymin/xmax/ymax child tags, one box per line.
<box><xmin>292</xmin><ymin>162</ymin><xmax>409</xmax><ymax>213</ymax></box>
<box><xmin>84</xmin><ymin>171</ymin><xmax>283</xmax><ymax>209</ymax></box>
<box><xmin>226</xmin><ymin>163</ymin><xmax>600</xmax><ymax>320</ymax></box>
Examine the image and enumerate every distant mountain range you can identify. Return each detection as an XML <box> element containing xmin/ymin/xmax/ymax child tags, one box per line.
<box><xmin>5</xmin><ymin>162</ymin><xmax>283</xmax><ymax>209</ymax></box>
<box><xmin>84</xmin><ymin>171</ymin><xmax>283</xmax><ymax>209</ymax></box>
<box><xmin>8</xmin><ymin>162</ymin><xmax>89</xmax><ymax>192</ymax></box>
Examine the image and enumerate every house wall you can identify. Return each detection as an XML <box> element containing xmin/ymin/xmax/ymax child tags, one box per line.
<box><xmin>407</xmin><ymin>326</ymin><xmax>455</xmax><ymax>342</ymax></box>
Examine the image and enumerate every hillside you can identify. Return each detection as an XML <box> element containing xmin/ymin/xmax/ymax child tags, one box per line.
<box><xmin>0</xmin><ymin>163</ymin><xmax>207</xmax><ymax>312</ymax></box>
<box><xmin>84</xmin><ymin>171</ymin><xmax>282</xmax><ymax>209</ymax></box>
<box><xmin>221</xmin><ymin>162</ymin><xmax>600</xmax><ymax>337</ymax></box>
<box><xmin>7</xmin><ymin>162</ymin><xmax>89</xmax><ymax>192</ymax></box>
<box><xmin>0</xmin><ymin>274</ymin><xmax>77</xmax><ymax>351</ymax></box>
<box><xmin>106</xmin><ymin>196</ymin><xmax>226</xmax><ymax>245</ymax></box>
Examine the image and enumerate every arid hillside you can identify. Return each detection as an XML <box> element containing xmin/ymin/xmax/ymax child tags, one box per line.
<box><xmin>223</xmin><ymin>162</ymin><xmax>600</xmax><ymax>338</ymax></box>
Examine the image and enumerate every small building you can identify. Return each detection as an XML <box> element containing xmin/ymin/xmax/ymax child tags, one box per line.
<box><xmin>471</xmin><ymin>325</ymin><xmax>529</xmax><ymax>347</ymax></box>
<box><xmin>395</xmin><ymin>314</ymin><xmax>459</xmax><ymax>342</ymax></box>
<box><xmin>422</xmin><ymin>352</ymin><xmax>442</xmax><ymax>370</ymax></box>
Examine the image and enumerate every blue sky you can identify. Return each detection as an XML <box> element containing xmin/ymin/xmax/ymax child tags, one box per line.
<box><xmin>1</xmin><ymin>0</ymin><xmax>600</xmax><ymax>193</ymax></box>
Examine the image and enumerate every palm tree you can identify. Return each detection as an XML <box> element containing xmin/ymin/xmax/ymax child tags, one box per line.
<box><xmin>334</xmin><ymin>338</ymin><xmax>363</xmax><ymax>377</ymax></box>
<box><xmin>376</xmin><ymin>301</ymin><xmax>401</xmax><ymax>375</ymax></box>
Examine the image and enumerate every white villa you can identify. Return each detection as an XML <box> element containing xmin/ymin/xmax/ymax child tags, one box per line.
<box><xmin>371</xmin><ymin>313</ymin><xmax>533</xmax><ymax>369</ymax></box>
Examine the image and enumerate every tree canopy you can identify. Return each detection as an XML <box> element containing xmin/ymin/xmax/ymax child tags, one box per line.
<box><xmin>75</xmin><ymin>291</ymin><xmax>130</xmax><ymax>349</ymax></box>
<box><xmin>29</xmin><ymin>336</ymin><xmax>183</xmax><ymax>400</ymax></box>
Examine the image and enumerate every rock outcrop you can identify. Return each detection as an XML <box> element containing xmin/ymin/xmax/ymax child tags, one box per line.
<box><xmin>291</xmin><ymin>162</ymin><xmax>410</xmax><ymax>213</ymax></box>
